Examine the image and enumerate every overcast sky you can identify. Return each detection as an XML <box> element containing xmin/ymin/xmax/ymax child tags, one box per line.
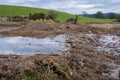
<box><xmin>0</xmin><ymin>0</ymin><xmax>120</xmax><ymax>14</ymax></box>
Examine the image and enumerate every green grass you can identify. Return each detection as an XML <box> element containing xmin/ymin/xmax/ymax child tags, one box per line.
<box><xmin>0</xmin><ymin>5</ymin><xmax>113</xmax><ymax>23</ymax></box>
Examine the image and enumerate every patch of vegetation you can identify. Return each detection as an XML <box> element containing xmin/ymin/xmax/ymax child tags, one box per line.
<box><xmin>116</xmin><ymin>15</ymin><xmax>120</xmax><ymax>22</ymax></box>
<box><xmin>24</xmin><ymin>71</ymin><xmax>37</xmax><ymax>80</ymax></box>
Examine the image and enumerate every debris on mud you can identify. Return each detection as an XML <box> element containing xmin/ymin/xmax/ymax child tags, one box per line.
<box><xmin>0</xmin><ymin>22</ymin><xmax>120</xmax><ymax>80</ymax></box>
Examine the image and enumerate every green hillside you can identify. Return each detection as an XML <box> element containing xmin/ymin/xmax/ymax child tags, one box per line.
<box><xmin>0</xmin><ymin>5</ymin><xmax>113</xmax><ymax>22</ymax></box>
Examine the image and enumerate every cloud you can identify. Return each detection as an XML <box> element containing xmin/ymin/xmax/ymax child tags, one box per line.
<box><xmin>0</xmin><ymin>0</ymin><xmax>120</xmax><ymax>14</ymax></box>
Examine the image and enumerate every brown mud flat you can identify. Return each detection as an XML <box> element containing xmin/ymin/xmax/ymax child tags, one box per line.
<box><xmin>0</xmin><ymin>22</ymin><xmax>120</xmax><ymax>36</ymax></box>
<box><xmin>0</xmin><ymin>22</ymin><xmax>120</xmax><ymax>80</ymax></box>
<box><xmin>0</xmin><ymin>22</ymin><xmax>59</xmax><ymax>37</ymax></box>
<box><xmin>0</xmin><ymin>23</ymin><xmax>20</xmax><ymax>32</ymax></box>
<box><xmin>0</xmin><ymin>23</ymin><xmax>19</xmax><ymax>27</ymax></box>
<box><xmin>0</xmin><ymin>30</ymin><xmax>55</xmax><ymax>37</ymax></box>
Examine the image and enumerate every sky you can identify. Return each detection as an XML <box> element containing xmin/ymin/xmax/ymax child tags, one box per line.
<box><xmin>0</xmin><ymin>0</ymin><xmax>120</xmax><ymax>14</ymax></box>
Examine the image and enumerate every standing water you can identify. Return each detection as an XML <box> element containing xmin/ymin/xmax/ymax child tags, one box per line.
<box><xmin>0</xmin><ymin>35</ymin><xmax>70</xmax><ymax>55</ymax></box>
<box><xmin>98</xmin><ymin>35</ymin><xmax>120</xmax><ymax>56</ymax></box>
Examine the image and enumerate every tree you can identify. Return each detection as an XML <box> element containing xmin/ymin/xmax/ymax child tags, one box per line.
<box><xmin>108</xmin><ymin>13</ymin><xmax>118</xmax><ymax>19</ymax></box>
<box><xmin>94</xmin><ymin>11</ymin><xmax>105</xmax><ymax>18</ymax></box>
<box><xmin>117</xmin><ymin>14</ymin><xmax>120</xmax><ymax>22</ymax></box>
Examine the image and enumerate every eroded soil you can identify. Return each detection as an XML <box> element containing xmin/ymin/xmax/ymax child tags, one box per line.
<box><xmin>0</xmin><ymin>22</ymin><xmax>120</xmax><ymax>80</ymax></box>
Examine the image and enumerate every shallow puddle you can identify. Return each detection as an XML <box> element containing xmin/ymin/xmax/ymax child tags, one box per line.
<box><xmin>0</xmin><ymin>35</ymin><xmax>70</xmax><ymax>55</ymax></box>
<box><xmin>0</xmin><ymin>34</ymin><xmax>119</xmax><ymax>56</ymax></box>
<box><xmin>98</xmin><ymin>35</ymin><xmax>120</xmax><ymax>56</ymax></box>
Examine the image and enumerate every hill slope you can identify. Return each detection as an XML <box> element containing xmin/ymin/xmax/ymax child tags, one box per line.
<box><xmin>0</xmin><ymin>5</ymin><xmax>113</xmax><ymax>22</ymax></box>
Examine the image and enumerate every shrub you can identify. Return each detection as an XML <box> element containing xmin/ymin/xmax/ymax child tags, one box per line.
<box><xmin>29</xmin><ymin>13</ymin><xmax>46</xmax><ymax>21</ymax></box>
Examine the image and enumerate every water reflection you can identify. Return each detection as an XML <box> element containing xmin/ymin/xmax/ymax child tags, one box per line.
<box><xmin>0</xmin><ymin>35</ymin><xmax>70</xmax><ymax>55</ymax></box>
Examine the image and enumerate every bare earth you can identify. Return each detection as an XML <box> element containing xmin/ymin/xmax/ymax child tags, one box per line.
<box><xmin>0</xmin><ymin>22</ymin><xmax>120</xmax><ymax>36</ymax></box>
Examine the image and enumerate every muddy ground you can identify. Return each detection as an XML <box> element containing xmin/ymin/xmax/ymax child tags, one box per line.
<box><xmin>0</xmin><ymin>21</ymin><xmax>120</xmax><ymax>80</ymax></box>
<box><xmin>0</xmin><ymin>24</ymin><xmax>20</xmax><ymax>32</ymax></box>
<box><xmin>0</xmin><ymin>22</ymin><xmax>120</xmax><ymax>36</ymax></box>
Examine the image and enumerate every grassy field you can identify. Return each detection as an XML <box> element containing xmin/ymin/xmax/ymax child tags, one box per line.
<box><xmin>0</xmin><ymin>5</ymin><xmax>113</xmax><ymax>23</ymax></box>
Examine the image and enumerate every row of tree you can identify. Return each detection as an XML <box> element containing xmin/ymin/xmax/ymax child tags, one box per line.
<box><xmin>82</xmin><ymin>11</ymin><xmax>120</xmax><ymax>22</ymax></box>
<box><xmin>94</xmin><ymin>11</ymin><xmax>120</xmax><ymax>19</ymax></box>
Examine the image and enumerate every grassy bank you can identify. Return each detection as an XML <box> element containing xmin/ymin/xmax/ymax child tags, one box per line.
<box><xmin>0</xmin><ymin>5</ymin><xmax>113</xmax><ymax>23</ymax></box>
